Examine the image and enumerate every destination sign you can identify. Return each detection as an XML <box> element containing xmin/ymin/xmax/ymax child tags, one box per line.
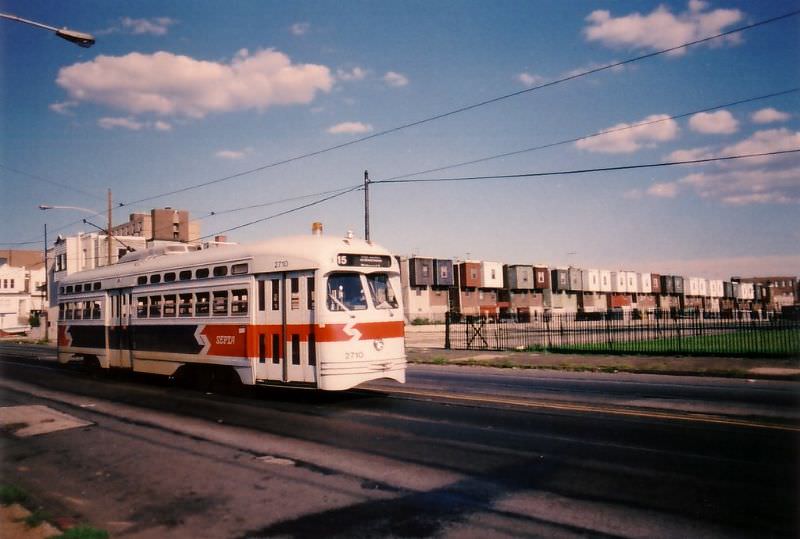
<box><xmin>337</xmin><ymin>254</ymin><xmax>392</xmax><ymax>268</ymax></box>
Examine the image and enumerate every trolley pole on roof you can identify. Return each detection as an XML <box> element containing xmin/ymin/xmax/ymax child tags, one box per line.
<box><xmin>364</xmin><ymin>170</ymin><xmax>370</xmax><ymax>242</ymax></box>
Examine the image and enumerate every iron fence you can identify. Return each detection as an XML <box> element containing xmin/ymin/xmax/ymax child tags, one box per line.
<box><xmin>444</xmin><ymin>310</ymin><xmax>800</xmax><ymax>357</ymax></box>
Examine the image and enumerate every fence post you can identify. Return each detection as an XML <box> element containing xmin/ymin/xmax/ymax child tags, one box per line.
<box><xmin>444</xmin><ymin>312</ymin><xmax>451</xmax><ymax>350</ymax></box>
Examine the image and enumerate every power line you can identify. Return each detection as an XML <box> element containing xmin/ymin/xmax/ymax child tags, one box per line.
<box><xmin>0</xmin><ymin>164</ymin><xmax>106</xmax><ymax>201</ymax></box>
<box><xmin>372</xmin><ymin>149</ymin><xmax>800</xmax><ymax>184</ymax></box>
<box><xmin>119</xmin><ymin>9</ymin><xmax>800</xmax><ymax>208</ymax></box>
<box><xmin>376</xmin><ymin>87</ymin><xmax>800</xmax><ymax>182</ymax></box>
<box><xmin>196</xmin><ymin>186</ymin><xmax>361</xmax><ymax>220</ymax></box>
<box><xmin>200</xmin><ymin>185</ymin><xmax>362</xmax><ymax>240</ymax></box>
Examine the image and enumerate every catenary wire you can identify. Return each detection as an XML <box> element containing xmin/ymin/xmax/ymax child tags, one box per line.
<box><xmin>200</xmin><ymin>184</ymin><xmax>362</xmax><ymax>240</ymax></box>
<box><xmin>118</xmin><ymin>9</ymin><xmax>800</xmax><ymax>208</ymax></box>
<box><xmin>376</xmin><ymin>87</ymin><xmax>800</xmax><ymax>181</ymax></box>
<box><xmin>372</xmin><ymin>149</ymin><xmax>800</xmax><ymax>184</ymax></box>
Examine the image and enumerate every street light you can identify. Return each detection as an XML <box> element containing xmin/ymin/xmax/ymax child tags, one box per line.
<box><xmin>40</xmin><ymin>190</ymin><xmax>114</xmax><ymax>266</ymax></box>
<box><xmin>0</xmin><ymin>12</ymin><xmax>95</xmax><ymax>48</ymax></box>
<box><xmin>38</xmin><ymin>204</ymin><xmax>98</xmax><ymax>214</ymax></box>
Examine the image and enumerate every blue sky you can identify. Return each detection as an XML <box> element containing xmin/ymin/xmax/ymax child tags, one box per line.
<box><xmin>1</xmin><ymin>0</ymin><xmax>799</xmax><ymax>278</ymax></box>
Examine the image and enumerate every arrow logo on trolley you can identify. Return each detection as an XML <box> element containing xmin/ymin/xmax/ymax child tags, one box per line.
<box><xmin>343</xmin><ymin>319</ymin><xmax>362</xmax><ymax>341</ymax></box>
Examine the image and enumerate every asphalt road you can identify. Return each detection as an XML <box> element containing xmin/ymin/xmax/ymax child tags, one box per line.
<box><xmin>0</xmin><ymin>343</ymin><xmax>798</xmax><ymax>538</ymax></box>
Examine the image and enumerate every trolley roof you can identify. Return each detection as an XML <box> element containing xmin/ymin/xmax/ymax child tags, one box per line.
<box><xmin>59</xmin><ymin>234</ymin><xmax>396</xmax><ymax>286</ymax></box>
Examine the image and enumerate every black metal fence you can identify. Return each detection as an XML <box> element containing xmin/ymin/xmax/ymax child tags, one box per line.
<box><xmin>444</xmin><ymin>310</ymin><xmax>800</xmax><ymax>358</ymax></box>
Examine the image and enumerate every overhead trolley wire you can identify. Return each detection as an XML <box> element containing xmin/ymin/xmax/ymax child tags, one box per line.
<box><xmin>372</xmin><ymin>149</ymin><xmax>800</xmax><ymax>184</ymax></box>
<box><xmin>376</xmin><ymin>88</ymin><xmax>800</xmax><ymax>182</ymax></box>
<box><xmin>200</xmin><ymin>184</ymin><xmax>362</xmax><ymax>240</ymax></box>
<box><xmin>118</xmin><ymin>9</ymin><xmax>800</xmax><ymax>208</ymax></box>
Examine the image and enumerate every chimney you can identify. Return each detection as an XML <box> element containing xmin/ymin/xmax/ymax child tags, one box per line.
<box><xmin>312</xmin><ymin>222</ymin><xmax>323</xmax><ymax>236</ymax></box>
<box><xmin>214</xmin><ymin>235</ymin><xmax>227</xmax><ymax>243</ymax></box>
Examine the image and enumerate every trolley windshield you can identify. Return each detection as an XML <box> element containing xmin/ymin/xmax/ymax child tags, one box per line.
<box><xmin>327</xmin><ymin>272</ymin><xmax>398</xmax><ymax>311</ymax></box>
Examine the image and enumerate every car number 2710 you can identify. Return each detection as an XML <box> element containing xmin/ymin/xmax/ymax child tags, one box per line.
<box><xmin>345</xmin><ymin>351</ymin><xmax>364</xmax><ymax>360</ymax></box>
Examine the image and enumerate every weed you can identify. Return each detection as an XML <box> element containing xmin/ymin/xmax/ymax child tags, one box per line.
<box><xmin>55</xmin><ymin>525</ymin><xmax>110</xmax><ymax>539</ymax></box>
<box><xmin>0</xmin><ymin>485</ymin><xmax>29</xmax><ymax>506</ymax></box>
<box><xmin>22</xmin><ymin>508</ymin><xmax>50</xmax><ymax>528</ymax></box>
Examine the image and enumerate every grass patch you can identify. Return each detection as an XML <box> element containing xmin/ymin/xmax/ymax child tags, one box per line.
<box><xmin>54</xmin><ymin>526</ymin><xmax>110</xmax><ymax>539</ymax></box>
<box><xmin>21</xmin><ymin>508</ymin><xmax>50</xmax><ymax>528</ymax></box>
<box><xmin>0</xmin><ymin>485</ymin><xmax>29</xmax><ymax>506</ymax></box>
<box><xmin>554</xmin><ymin>329</ymin><xmax>800</xmax><ymax>357</ymax></box>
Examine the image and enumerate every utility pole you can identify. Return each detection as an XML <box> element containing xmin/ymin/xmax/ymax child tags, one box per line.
<box><xmin>107</xmin><ymin>188</ymin><xmax>112</xmax><ymax>266</ymax></box>
<box><xmin>43</xmin><ymin>223</ymin><xmax>48</xmax><ymax>342</ymax></box>
<box><xmin>364</xmin><ymin>170</ymin><xmax>370</xmax><ymax>242</ymax></box>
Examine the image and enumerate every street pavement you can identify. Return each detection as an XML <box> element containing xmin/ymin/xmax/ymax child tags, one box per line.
<box><xmin>0</xmin><ymin>343</ymin><xmax>798</xmax><ymax>537</ymax></box>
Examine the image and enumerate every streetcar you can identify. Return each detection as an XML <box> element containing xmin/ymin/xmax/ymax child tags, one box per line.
<box><xmin>56</xmin><ymin>226</ymin><xmax>406</xmax><ymax>390</ymax></box>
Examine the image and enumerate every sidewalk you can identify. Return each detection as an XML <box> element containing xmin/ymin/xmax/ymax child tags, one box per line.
<box><xmin>406</xmin><ymin>347</ymin><xmax>800</xmax><ymax>380</ymax></box>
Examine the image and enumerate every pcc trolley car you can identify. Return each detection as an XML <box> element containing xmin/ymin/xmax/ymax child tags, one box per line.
<box><xmin>56</xmin><ymin>229</ymin><xmax>406</xmax><ymax>390</ymax></box>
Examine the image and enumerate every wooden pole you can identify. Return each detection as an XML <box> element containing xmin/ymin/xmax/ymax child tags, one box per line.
<box><xmin>107</xmin><ymin>188</ymin><xmax>112</xmax><ymax>265</ymax></box>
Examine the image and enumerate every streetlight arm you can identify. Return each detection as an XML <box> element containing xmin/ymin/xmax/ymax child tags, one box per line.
<box><xmin>1</xmin><ymin>12</ymin><xmax>95</xmax><ymax>48</ymax></box>
<box><xmin>39</xmin><ymin>204</ymin><xmax>98</xmax><ymax>215</ymax></box>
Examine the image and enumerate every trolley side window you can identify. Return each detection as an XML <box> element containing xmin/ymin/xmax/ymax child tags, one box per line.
<box><xmin>163</xmin><ymin>294</ymin><xmax>177</xmax><ymax>317</ymax></box>
<box><xmin>137</xmin><ymin>297</ymin><xmax>148</xmax><ymax>318</ymax></box>
<box><xmin>149</xmin><ymin>296</ymin><xmax>162</xmax><ymax>318</ymax></box>
<box><xmin>213</xmin><ymin>291</ymin><xmax>228</xmax><ymax>316</ymax></box>
<box><xmin>231</xmin><ymin>289</ymin><xmax>248</xmax><ymax>316</ymax></box>
<box><xmin>179</xmin><ymin>293</ymin><xmax>193</xmax><ymax>317</ymax></box>
<box><xmin>327</xmin><ymin>273</ymin><xmax>367</xmax><ymax>311</ymax></box>
<box><xmin>195</xmin><ymin>292</ymin><xmax>210</xmax><ymax>316</ymax></box>
<box><xmin>92</xmin><ymin>300</ymin><xmax>102</xmax><ymax>319</ymax></box>
<box><xmin>367</xmin><ymin>273</ymin><xmax>399</xmax><ymax>309</ymax></box>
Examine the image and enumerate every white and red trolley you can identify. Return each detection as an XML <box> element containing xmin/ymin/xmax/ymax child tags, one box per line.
<box><xmin>56</xmin><ymin>230</ymin><xmax>406</xmax><ymax>390</ymax></box>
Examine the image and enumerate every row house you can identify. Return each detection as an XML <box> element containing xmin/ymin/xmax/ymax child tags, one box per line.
<box><xmin>0</xmin><ymin>252</ymin><xmax>46</xmax><ymax>335</ymax></box>
<box><xmin>398</xmin><ymin>256</ymin><xmax>454</xmax><ymax>322</ymax></box>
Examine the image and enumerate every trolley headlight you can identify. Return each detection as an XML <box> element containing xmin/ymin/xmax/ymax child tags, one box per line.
<box><xmin>373</xmin><ymin>338</ymin><xmax>385</xmax><ymax>351</ymax></box>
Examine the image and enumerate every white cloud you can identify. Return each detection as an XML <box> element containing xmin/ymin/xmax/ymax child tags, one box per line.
<box><xmin>575</xmin><ymin>114</ymin><xmax>679</xmax><ymax>153</ymax></box>
<box><xmin>290</xmin><ymin>22</ymin><xmax>310</xmax><ymax>36</ymax></box>
<box><xmin>660</xmin><ymin>129</ymin><xmax>800</xmax><ymax>205</ymax></box>
<box><xmin>215</xmin><ymin>148</ymin><xmax>250</xmax><ymax>160</ymax></box>
<box><xmin>517</xmin><ymin>72</ymin><xmax>543</xmax><ymax>87</ymax></box>
<box><xmin>153</xmin><ymin>120</ymin><xmax>172</xmax><ymax>131</ymax></box>
<box><xmin>121</xmin><ymin>17</ymin><xmax>176</xmax><ymax>35</ymax></box>
<box><xmin>688</xmin><ymin>110</ymin><xmax>738</xmax><ymax>134</ymax></box>
<box><xmin>98</xmin><ymin>117</ymin><xmax>144</xmax><ymax>130</ymax></box>
<box><xmin>752</xmin><ymin>107</ymin><xmax>791</xmax><ymax>124</ymax></box>
<box><xmin>49</xmin><ymin>101</ymin><xmax>78</xmax><ymax>115</ymax></box>
<box><xmin>383</xmin><ymin>71</ymin><xmax>409</xmax><ymax>87</ymax></box>
<box><xmin>98</xmin><ymin>117</ymin><xmax>173</xmax><ymax>131</ymax></box>
<box><xmin>718</xmin><ymin>128</ymin><xmax>800</xmax><ymax>164</ymax></box>
<box><xmin>584</xmin><ymin>2</ymin><xmax>744</xmax><ymax>55</ymax></box>
<box><xmin>336</xmin><ymin>67</ymin><xmax>367</xmax><ymax>82</ymax></box>
<box><xmin>647</xmin><ymin>182</ymin><xmax>680</xmax><ymax>198</ymax></box>
<box><xmin>57</xmin><ymin>49</ymin><xmax>334</xmax><ymax>119</ymax></box>
<box><xmin>327</xmin><ymin>121</ymin><xmax>373</xmax><ymax>135</ymax></box>
<box><xmin>667</xmin><ymin>146</ymin><xmax>714</xmax><ymax>162</ymax></box>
